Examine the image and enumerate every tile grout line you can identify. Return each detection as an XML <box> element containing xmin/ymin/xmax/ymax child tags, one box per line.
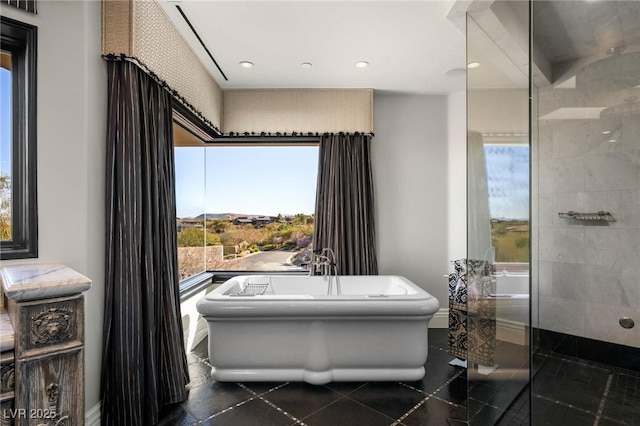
<box><xmin>401</xmin><ymin>368</ymin><xmax>466</xmax><ymax>397</ymax></box>
<box><xmin>593</xmin><ymin>373</ymin><xmax>614</xmax><ymax>426</ymax></box>
<box><xmin>394</xmin><ymin>368</ymin><xmax>467</xmax><ymax>424</ymax></box>
<box><xmin>468</xmin><ymin>396</ymin><xmax>502</xmax><ymax>413</ymax></box>
<box><xmin>537</xmin><ymin>351</ymin><xmax>616</xmax><ymax>374</ymax></box>
<box><xmin>238</xmin><ymin>381</ymin><xmax>289</xmax><ymax>398</ymax></box>
<box><xmin>192</xmin><ymin>381</ymin><xmax>289</xmax><ymax>424</ymax></box>
<box><xmin>195</xmin><ymin>395</ymin><xmax>257</xmax><ymax>424</ymax></box>
<box><xmin>256</xmin><ymin>393</ymin><xmax>308</xmax><ymax>425</ymax></box>
<box><xmin>533</xmin><ymin>394</ymin><xmax>600</xmax><ymax>417</ymax></box>
<box><xmin>237</xmin><ymin>382</ymin><xmax>309</xmax><ymax>425</ymax></box>
<box><xmin>389</xmin><ymin>394</ymin><xmax>431</xmax><ymax>426</ymax></box>
<box><xmin>293</xmin><ymin>384</ymin><xmax>371</xmax><ymax>423</ymax></box>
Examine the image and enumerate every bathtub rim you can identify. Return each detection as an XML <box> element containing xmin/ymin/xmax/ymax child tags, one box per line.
<box><xmin>196</xmin><ymin>274</ymin><xmax>440</xmax><ymax>319</ymax></box>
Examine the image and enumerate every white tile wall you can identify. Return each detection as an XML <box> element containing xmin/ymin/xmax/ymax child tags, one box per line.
<box><xmin>537</xmin><ymin>68</ymin><xmax>640</xmax><ymax>349</ymax></box>
<box><xmin>539</xmin><ymin>295</ymin><xmax>585</xmax><ymax>336</ymax></box>
<box><xmin>584</xmin><ymin>302</ymin><xmax>640</xmax><ymax>347</ymax></box>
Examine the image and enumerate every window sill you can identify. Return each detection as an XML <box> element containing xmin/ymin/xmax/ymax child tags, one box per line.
<box><xmin>179</xmin><ymin>270</ymin><xmax>308</xmax><ymax>301</ymax></box>
<box><xmin>179</xmin><ymin>271</ymin><xmax>214</xmax><ymax>302</ymax></box>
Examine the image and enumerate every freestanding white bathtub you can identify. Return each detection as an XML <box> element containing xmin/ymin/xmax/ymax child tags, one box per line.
<box><xmin>196</xmin><ymin>275</ymin><xmax>440</xmax><ymax>385</ymax></box>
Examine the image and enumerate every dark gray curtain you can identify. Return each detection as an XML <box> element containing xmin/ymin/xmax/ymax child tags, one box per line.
<box><xmin>101</xmin><ymin>60</ymin><xmax>189</xmax><ymax>426</ymax></box>
<box><xmin>313</xmin><ymin>133</ymin><xmax>378</xmax><ymax>275</ymax></box>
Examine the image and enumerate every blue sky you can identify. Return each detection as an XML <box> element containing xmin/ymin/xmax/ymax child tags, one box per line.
<box><xmin>175</xmin><ymin>144</ymin><xmax>529</xmax><ymax>220</ymax></box>
<box><xmin>484</xmin><ymin>145</ymin><xmax>529</xmax><ymax>220</ymax></box>
<box><xmin>0</xmin><ymin>68</ymin><xmax>11</xmax><ymax>178</ymax></box>
<box><xmin>175</xmin><ymin>146</ymin><xmax>319</xmax><ymax>218</ymax></box>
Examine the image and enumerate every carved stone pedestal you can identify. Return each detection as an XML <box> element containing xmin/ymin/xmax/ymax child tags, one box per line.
<box><xmin>1</xmin><ymin>264</ymin><xmax>91</xmax><ymax>426</ymax></box>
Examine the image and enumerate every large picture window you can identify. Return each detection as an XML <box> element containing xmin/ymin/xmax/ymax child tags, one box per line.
<box><xmin>1</xmin><ymin>16</ymin><xmax>37</xmax><ymax>259</ymax></box>
<box><xmin>174</xmin><ymin>138</ymin><xmax>318</xmax><ymax>280</ymax></box>
<box><xmin>485</xmin><ymin>144</ymin><xmax>529</xmax><ymax>264</ymax></box>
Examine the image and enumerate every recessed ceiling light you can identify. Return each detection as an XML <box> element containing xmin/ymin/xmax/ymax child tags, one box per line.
<box><xmin>467</xmin><ymin>62</ymin><xmax>481</xmax><ymax>69</ymax></box>
<box><xmin>301</xmin><ymin>62</ymin><xmax>312</xmax><ymax>69</ymax></box>
<box><xmin>608</xmin><ymin>139</ymin><xmax>617</xmax><ymax>143</ymax></box>
<box><xmin>356</xmin><ymin>61</ymin><xmax>369</xmax><ymax>68</ymax></box>
<box><xmin>239</xmin><ymin>61</ymin><xmax>254</xmax><ymax>68</ymax></box>
<box><xmin>602</xmin><ymin>130</ymin><xmax>611</xmax><ymax>135</ymax></box>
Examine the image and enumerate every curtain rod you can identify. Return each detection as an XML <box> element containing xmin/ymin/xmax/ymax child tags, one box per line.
<box><xmin>102</xmin><ymin>53</ymin><xmax>222</xmax><ymax>136</ymax></box>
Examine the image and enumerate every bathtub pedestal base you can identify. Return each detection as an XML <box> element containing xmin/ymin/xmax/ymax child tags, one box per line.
<box><xmin>210</xmin><ymin>366</ymin><xmax>426</xmax><ymax>385</ymax></box>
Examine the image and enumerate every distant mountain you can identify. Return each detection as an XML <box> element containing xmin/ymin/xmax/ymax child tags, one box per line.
<box><xmin>190</xmin><ymin>213</ymin><xmax>260</xmax><ymax>220</ymax></box>
<box><xmin>178</xmin><ymin>212</ymin><xmax>313</xmax><ymax>220</ymax></box>
<box><xmin>491</xmin><ymin>217</ymin><xmax>529</xmax><ymax>222</ymax></box>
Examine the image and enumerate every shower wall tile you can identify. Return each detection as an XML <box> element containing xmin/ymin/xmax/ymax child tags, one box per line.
<box><xmin>538</xmin><ymin>193</ymin><xmax>553</xmax><ymax>228</ymax></box>
<box><xmin>619</xmin><ymin>190</ymin><xmax>640</xmax><ymax>228</ymax></box>
<box><xmin>538</xmin><ymin>126</ymin><xmax>553</xmax><ymax>161</ymax></box>
<box><xmin>584</xmin><ymin>302</ymin><xmax>640</xmax><ymax>348</ymax></box>
<box><xmin>552</xmin><ymin>262</ymin><xmax>624</xmax><ymax>306</ymax></box>
<box><xmin>537</xmin><ymin>87</ymin><xmax>589</xmax><ymax>117</ymax></box>
<box><xmin>539</xmin><ymin>158</ymin><xmax>586</xmax><ymax>194</ymax></box>
<box><xmin>539</xmin><ymin>295</ymin><xmax>585</xmax><ymax>336</ymax></box>
<box><xmin>620</xmin><ymin>115</ymin><xmax>640</xmax><ymax>153</ymax></box>
<box><xmin>576</xmin><ymin>190</ymin><xmax>619</xmax><ymax>213</ymax></box>
<box><xmin>621</xmin><ymin>266</ymin><xmax>640</xmax><ymax>308</ymax></box>
<box><xmin>583</xmin><ymin>150</ymin><xmax>640</xmax><ymax>191</ymax></box>
<box><xmin>584</xmin><ymin>228</ymin><xmax>640</xmax><ymax>267</ymax></box>
<box><xmin>551</xmin><ymin>119</ymin><xmax>621</xmax><ymax>158</ymax></box>
<box><xmin>538</xmin><ymin>228</ymin><xmax>585</xmax><ymax>263</ymax></box>
<box><xmin>537</xmin><ymin>60</ymin><xmax>640</xmax><ymax>348</ymax></box>
<box><xmin>538</xmin><ymin>261</ymin><xmax>553</xmax><ymax>296</ymax></box>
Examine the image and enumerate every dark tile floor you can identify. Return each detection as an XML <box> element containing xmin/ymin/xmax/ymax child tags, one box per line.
<box><xmin>495</xmin><ymin>348</ymin><xmax>640</xmax><ymax>426</ymax></box>
<box><xmin>159</xmin><ymin>329</ymin><xmax>469</xmax><ymax>425</ymax></box>
<box><xmin>525</xmin><ymin>350</ymin><xmax>640</xmax><ymax>426</ymax></box>
<box><xmin>159</xmin><ymin>330</ymin><xmax>640</xmax><ymax>425</ymax></box>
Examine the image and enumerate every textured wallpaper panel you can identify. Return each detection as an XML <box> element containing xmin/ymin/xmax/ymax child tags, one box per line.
<box><xmin>132</xmin><ymin>0</ymin><xmax>222</xmax><ymax>129</ymax></box>
<box><xmin>102</xmin><ymin>0</ymin><xmax>133</xmax><ymax>57</ymax></box>
<box><xmin>223</xmin><ymin>89</ymin><xmax>373</xmax><ymax>134</ymax></box>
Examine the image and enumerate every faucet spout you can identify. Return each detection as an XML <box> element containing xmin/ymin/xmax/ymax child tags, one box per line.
<box><xmin>308</xmin><ymin>248</ymin><xmax>339</xmax><ymax>295</ymax></box>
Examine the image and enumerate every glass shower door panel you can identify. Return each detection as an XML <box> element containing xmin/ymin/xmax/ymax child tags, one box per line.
<box><xmin>466</xmin><ymin>1</ymin><xmax>531</xmax><ymax>423</ymax></box>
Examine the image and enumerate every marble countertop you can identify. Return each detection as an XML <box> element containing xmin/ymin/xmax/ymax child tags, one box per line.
<box><xmin>1</xmin><ymin>263</ymin><xmax>91</xmax><ymax>302</ymax></box>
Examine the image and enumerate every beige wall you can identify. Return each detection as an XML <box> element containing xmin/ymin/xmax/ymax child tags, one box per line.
<box><xmin>373</xmin><ymin>93</ymin><xmax>449</xmax><ymax>314</ymax></box>
<box><xmin>2</xmin><ymin>0</ymin><xmax>107</xmax><ymax>417</ymax></box>
<box><xmin>223</xmin><ymin>89</ymin><xmax>373</xmax><ymax>134</ymax></box>
<box><xmin>447</xmin><ymin>90</ymin><xmax>467</xmax><ymax>263</ymax></box>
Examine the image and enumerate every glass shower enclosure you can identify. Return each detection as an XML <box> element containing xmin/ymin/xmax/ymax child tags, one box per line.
<box><xmin>465</xmin><ymin>0</ymin><xmax>639</xmax><ymax>424</ymax></box>
<box><xmin>531</xmin><ymin>0</ymin><xmax>640</xmax><ymax>424</ymax></box>
<box><xmin>466</xmin><ymin>1</ymin><xmax>531</xmax><ymax>424</ymax></box>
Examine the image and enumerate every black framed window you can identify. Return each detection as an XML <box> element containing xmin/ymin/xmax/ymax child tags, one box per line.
<box><xmin>0</xmin><ymin>1</ymin><xmax>37</xmax><ymax>14</ymax></box>
<box><xmin>1</xmin><ymin>16</ymin><xmax>37</xmax><ymax>259</ymax></box>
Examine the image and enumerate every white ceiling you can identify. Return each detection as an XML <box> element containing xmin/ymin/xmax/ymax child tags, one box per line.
<box><xmin>158</xmin><ymin>0</ymin><xmax>467</xmax><ymax>95</ymax></box>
